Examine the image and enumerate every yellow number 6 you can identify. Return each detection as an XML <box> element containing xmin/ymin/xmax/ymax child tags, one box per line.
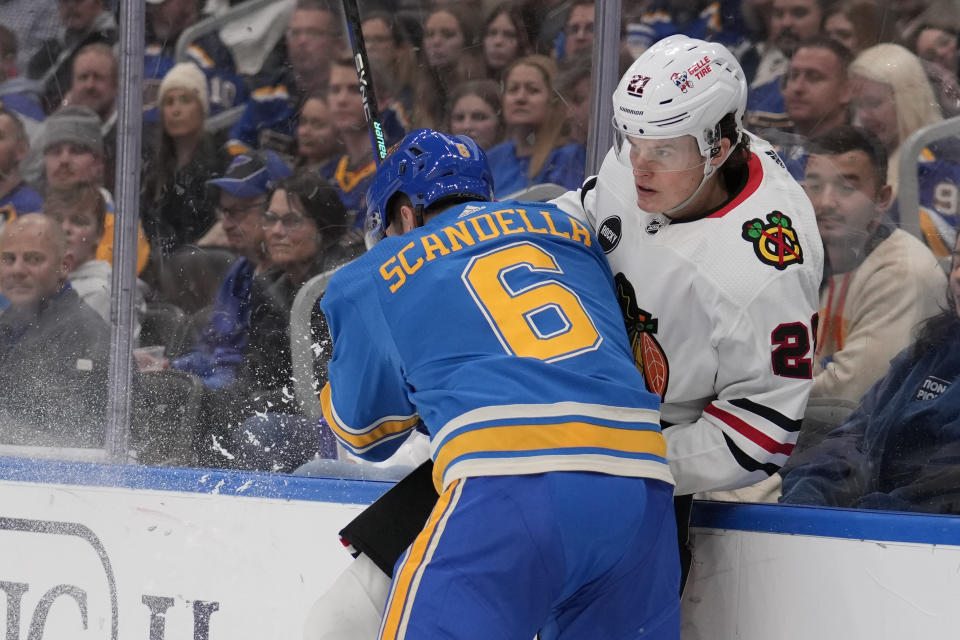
<box><xmin>462</xmin><ymin>241</ymin><xmax>602</xmax><ymax>362</ymax></box>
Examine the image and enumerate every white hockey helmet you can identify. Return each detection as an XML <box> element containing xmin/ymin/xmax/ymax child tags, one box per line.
<box><xmin>612</xmin><ymin>34</ymin><xmax>748</xmax><ymax>160</ymax></box>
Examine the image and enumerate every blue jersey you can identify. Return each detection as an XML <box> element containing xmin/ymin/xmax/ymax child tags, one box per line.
<box><xmin>486</xmin><ymin>141</ymin><xmax>585</xmax><ymax>199</ymax></box>
<box><xmin>320</xmin><ymin>200</ymin><xmax>673</xmax><ymax>492</ymax></box>
<box><xmin>0</xmin><ymin>183</ymin><xmax>42</xmax><ymax>224</ymax></box>
<box><xmin>910</xmin><ymin>141</ymin><xmax>960</xmax><ymax>257</ymax></box>
<box><xmin>744</xmin><ymin>76</ymin><xmax>789</xmax><ymax>131</ymax></box>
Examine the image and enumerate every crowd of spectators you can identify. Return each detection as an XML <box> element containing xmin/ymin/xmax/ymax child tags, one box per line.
<box><xmin>0</xmin><ymin>0</ymin><xmax>958</xmax><ymax>514</ymax></box>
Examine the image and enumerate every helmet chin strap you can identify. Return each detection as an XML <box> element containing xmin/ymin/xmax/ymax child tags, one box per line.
<box><xmin>660</xmin><ymin>130</ymin><xmax>739</xmax><ymax>218</ymax></box>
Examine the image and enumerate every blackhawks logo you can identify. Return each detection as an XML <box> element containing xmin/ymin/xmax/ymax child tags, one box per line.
<box><xmin>741</xmin><ymin>211</ymin><xmax>804</xmax><ymax>270</ymax></box>
<box><xmin>615</xmin><ymin>274</ymin><xmax>669</xmax><ymax>400</ymax></box>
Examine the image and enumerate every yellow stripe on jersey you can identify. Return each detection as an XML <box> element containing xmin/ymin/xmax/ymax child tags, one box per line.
<box><xmin>252</xmin><ymin>85</ymin><xmax>289</xmax><ymax>101</ymax></box>
<box><xmin>432</xmin><ymin>421</ymin><xmax>667</xmax><ymax>491</ymax></box>
<box><xmin>380</xmin><ymin>479</ymin><xmax>463</xmax><ymax>640</ymax></box>
<box><xmin>226</xmin><ymin>141</ymin><xmax>251</xmax><ymax>156</ymax></box>
<box><xmin>919</xmin><ymin>208</ymin><xmax>951</xmax><ymax>257</ymax></box>
<box><xmin>186</xmin><ymin>44</ymin><xmax>214</xmax><ymax>68</ymax></box>
<box><xmin>320</xmin><ymin>382</ymin><xmax>420</xmax><ymax>451</ymax></box>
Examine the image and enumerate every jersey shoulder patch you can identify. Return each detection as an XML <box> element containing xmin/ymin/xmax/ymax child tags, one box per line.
<box><xmin>741</xmin><ymin>211</ymin><xmax>804</xmax><ymax>270</ymax></box>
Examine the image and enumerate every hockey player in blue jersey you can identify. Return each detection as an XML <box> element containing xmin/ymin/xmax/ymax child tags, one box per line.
<box><xmin>317</xmin><ymin>128</ymin><xmax>680</xmax><ymax>640</ymax></box>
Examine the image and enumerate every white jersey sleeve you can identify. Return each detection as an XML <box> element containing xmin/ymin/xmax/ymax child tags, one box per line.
<box><xmin>558</xmin><ymin>137</ymin><xmax>823</xmax><ymax>495</ymax></box>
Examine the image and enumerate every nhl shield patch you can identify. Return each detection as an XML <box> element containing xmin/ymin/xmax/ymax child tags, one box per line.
<box><xmin>741</xmin><ymin>211</ymin><xmax>804</xmax><ymax>270</ymax></box>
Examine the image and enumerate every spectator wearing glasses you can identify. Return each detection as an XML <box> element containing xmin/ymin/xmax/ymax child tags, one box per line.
<box><xmin>204</xmin><ymin>168</ymin><xmax>358</xmax><ymax>471</ymax></box>
<box><xmin>227</xmin><ymin>0</ymin><xmax>345</xmax><ymax>158</ymax></box>
<box><xmin>170</xmin><ymin>150</ymin><xmax>292</xmax><ymax>390</ymax></box>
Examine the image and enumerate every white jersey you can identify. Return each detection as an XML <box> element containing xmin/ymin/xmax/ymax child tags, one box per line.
<box><xmin>552</xmin><ymin>135</ymin><xmax>823</xmax><ymax>495</ymax></box>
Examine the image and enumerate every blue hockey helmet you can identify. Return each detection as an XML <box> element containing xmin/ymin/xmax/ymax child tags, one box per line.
<box><xmin>364</xmin><ymin>129</ymin><xmax>494</xmax><ymax>248</ymax></box>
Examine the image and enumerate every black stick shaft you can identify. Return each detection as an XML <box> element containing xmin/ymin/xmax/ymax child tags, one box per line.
<box><xmin>341</xmin><ymin>0</ymin><xmax>388</xmax><ymax>166</ymax></box>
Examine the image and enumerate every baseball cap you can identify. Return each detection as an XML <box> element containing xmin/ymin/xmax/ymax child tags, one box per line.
<box><xmin>207</xmin><ymin>151</ymin><xmax>293</xmax><ymax>198</ymax></box>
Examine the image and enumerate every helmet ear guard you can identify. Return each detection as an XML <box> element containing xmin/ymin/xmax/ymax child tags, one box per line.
<box><xmin>364</xmin><ymin>129</ymin><xmax>494</xmax><ymax>248</ymax></box>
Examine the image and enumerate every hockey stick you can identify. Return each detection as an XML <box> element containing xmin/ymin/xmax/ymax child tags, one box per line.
<box><xmin>340</xmin><ymin>0</ymin><xmax>389</xmax><ymax>166</ymax></box>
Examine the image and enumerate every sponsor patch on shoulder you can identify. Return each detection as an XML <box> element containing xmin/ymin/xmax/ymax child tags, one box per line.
<box><xmin>597</xmin><ymin>216</ymin><xmax>622</xmax><ymax>252</ymax></box>
<box><xmin>741</xmin><ymin>211</ymin><xmax>804</xmax><ymax>269</ymax></box>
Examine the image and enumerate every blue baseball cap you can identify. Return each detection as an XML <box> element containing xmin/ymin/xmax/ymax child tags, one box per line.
<box><xmin>208</xmin><ymin>151</ymin><xmax>293</xmax><ymax>198</ymax></box>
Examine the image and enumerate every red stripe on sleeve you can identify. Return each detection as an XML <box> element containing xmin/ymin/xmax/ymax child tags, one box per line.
<box><xmin>704</xmin><ymin>404</ymin><xmax>794</xmax><ymax>456</ymax></box>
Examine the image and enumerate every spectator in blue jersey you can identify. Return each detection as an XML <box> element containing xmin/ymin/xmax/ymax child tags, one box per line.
<box><xmin>170</xmin><ymin>150</ymin><xmax>291</xmax><ymax>390</ymax></box>
<box><xmin>804</xmin><ymin>125</ymin><xmax>946</xmax><ymax>404</ymax></box>
<box><xmin>781</xmin><ymin>232</ymin><xmax>960</xmax><ymax>514</ymax></box>
<box><xmin>318</xmin><ymin>55</ymin><xmax>405</xmax><ymax>249</ymax></box>
<box><xmin>764</xmin><ymin>37</ymin><xmax>852</xmax><ymax>181</ymax></box>
<box><xmin>482</xmin><ymin>2</ymin><xmax>532</xmax><ymax>80</ymax></box>
<box><xmin>26</xmin><ymin>0</ymin><xmax>116</xmax><ymax>114</ymax></box>
<box><xmin>226</xmin><ymin>0</ymin><xmax>344</xmax><ymax>158</ymax></box>
<box><xmin>745</xmin><ymin>0</ymin><xmax>826</xmax><ymax>132</ymax></box>
<box><xmin>141</xmin><ymin>62</ymin><xmax>229</xmax><ymax>257</ymax></box>
<box><xmin>210</xmin><ymin>168</ymin><xmax>357</xmax><ymax>470</ymax></box>
<box><xmin>307</xmin><ymin>128</ymin><xmax>678</xmax><ymax>640</ymax></box>
<box><xmin>0</xmin><ymin>108</ymin><xmax>42</xmax><ymax>225</ymax></box>
<box><xmin>0</xmin><ymin>26</ymin><xmax>45</xmax><ymax>142</ymax></box>
<box><xmin>487</xmin><ymin>55</ymin><xmax>584</xmax><ymax>198</ymax></box>
<box><xmin>142</xmin><ymin>0</ymin><xmax>247</xmax><ymax>124</ymax></box>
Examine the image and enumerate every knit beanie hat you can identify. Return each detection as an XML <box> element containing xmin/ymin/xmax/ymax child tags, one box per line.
<box><xmin>43</xmin><ymin>105</ymin><xmax>103</xmax><ymax>155</ymax></box>
<box><xmin>158</xmin><ymin>62</ymin><xmax>209</xmax><ymax>117</ymax></box>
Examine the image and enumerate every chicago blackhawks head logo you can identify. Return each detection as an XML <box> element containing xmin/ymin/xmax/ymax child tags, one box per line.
<box><xmin>741</xmin><ymin>211</ymin><xmax>804</xmax><ymax>270</ymax></box>
<box><xmin>615</xmin><ymin>273</ymin><xmax>669</xmax><ymax>400</ymax></box>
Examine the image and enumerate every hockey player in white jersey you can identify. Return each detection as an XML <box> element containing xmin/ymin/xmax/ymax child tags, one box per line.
<box><xmin>553</xmin><ymin>34</ymin><xmax>823</xmax><ymax>497</ymax></box>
